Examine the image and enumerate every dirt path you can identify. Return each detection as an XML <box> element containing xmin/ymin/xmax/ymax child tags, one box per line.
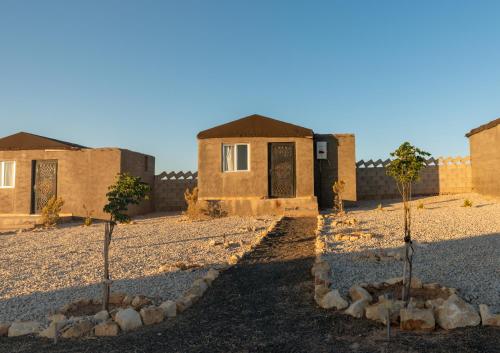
<box><xmin>1</xmin><ymin>217</ymin><xmax>498</xmax><ymax>353</ymax></box>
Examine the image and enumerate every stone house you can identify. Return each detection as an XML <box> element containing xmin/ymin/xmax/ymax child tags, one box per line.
<box><xmin>466</xmin><ymin>118</ymin><xmax>500</xmax><ymax>197</ymax></box>
<box><xmin>0</xmin><ymin>132</ymin><xmax>154</xmax><ymax>228</ymax></box>
<box><xmin>197</xmin><ymin>114</ymin><xmax>356</xmax><ymax>216</ymax></box>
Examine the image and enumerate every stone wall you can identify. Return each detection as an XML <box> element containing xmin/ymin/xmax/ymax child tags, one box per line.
<box><xmin>356</xmin><ymin>156</ymin><xmax>472</xmax><ymax>200</ymax></box>
<box><xmin>468</xmin><ymin>123</ymin><xmax>500</xmax><ymax>197</ymax></box>
<box><xmin>153</xmin><ymin>171</ymin><xmax>197</xmax><ymax>211</ymax></box>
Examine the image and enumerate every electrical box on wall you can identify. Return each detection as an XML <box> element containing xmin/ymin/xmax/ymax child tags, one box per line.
<box><xmin>316</xmin><ymin>141</ymin><xmax>327</xmax><ymax>159</ymax></box>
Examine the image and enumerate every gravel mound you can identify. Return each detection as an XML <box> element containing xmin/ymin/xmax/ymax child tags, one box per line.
<box><xmin>321</xmin><ymin>193</ymin><xmax>500</xmax><ymax>311</ymax></box>
<box><xmin>0</xmin><ymin>213</ymin><xmax>277</xmax><ymax>324</ymax></box>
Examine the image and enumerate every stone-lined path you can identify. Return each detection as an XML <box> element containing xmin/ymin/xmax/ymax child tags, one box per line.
<box><xmin>1</xmin><ymin>217</ymin><xmax>498</xmax><ymax>353</ymax></box>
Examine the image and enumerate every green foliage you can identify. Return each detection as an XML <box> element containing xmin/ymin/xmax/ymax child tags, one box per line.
<box><xmin>462</xmin><ymin>199</ymin><xmax>473</xmax><ymax>207</ymax></box>
<box><xmin>417</xmin><ymin>202</ymin><xmax>424</xmax><ymax>210</ymax></box>
<box><xmin>103</xmin><ymin>173</ymin><xmax>150</xmax><ymax>224</ymax></box>
<box><xmin>41</xmin><ymin>196</ymin><xmax>65</xmax><ymax>227</ymax></box>
<box><xmin>386</xmin><ymin>142</ymin><xmax>431</xmax><ymax>185</ymax></box>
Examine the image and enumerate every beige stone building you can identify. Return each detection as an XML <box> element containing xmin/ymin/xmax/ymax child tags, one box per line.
<box><xmin>466</xmin><ymin>118</ymin><xmax>500</xmax><ymax>197</ymax></box>
<box><xmin>197</xmin><ymin>114</ymin><xmax>356</xmax><ymax>216</ymax></box>
<box><xmin>0</xmin><ymin>132</ymin><xmax>154</xmax><ymax>228</ymax></box>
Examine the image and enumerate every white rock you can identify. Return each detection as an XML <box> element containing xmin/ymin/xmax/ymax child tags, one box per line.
<box><xmin>48</xmin><ymin>313</ymin><xmax>67</xmax><ymax>323</ymax></box>
<box><xmin>349</xmin><ymin>285</ymin><xmax>372</xmax><ymax>302</ymax></box>
<box><xmin>479</xmin><ymin>304</ymin><xmax>500</xmax><ymax>327</ymax></box>
<box><xmin>318</xmin><ymin>290</ymin><xmax>348</xmax><ymax>310</ymax></box>
<box><xmin>435</xmin><ymin>295</ymin><xmax>480</xmax><ymax>330</ymax></box>
<box><xmin>93</xmin><ymin>310</ymin><xmax>109</xmax><ymax>322</ymax></box>
<box><xmin>160</xmin><ymin>300</ymin><xmax>177</xmax><ymax>318</ymax></box>
<box><xmin>8</xmin><ymin>321</ymin><xmax>42</xmax><ymax>337</ymax></box>
<box><xmin>400</xmin><ymin>307</ymin><xmax>435</xmax><ymax>331</ymax></box>
<box><xmin>344</xmin><ymin>300</ymin><xmax>369</xmax><ymax>318</ymax></box>
<box><xmin>115</xmin><ymin>308</ymin><xmax>143</xmax><ymax>331</ymax></box>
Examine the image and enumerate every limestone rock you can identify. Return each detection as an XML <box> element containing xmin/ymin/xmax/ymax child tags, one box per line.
<box><xmin>176</xmin><ymin>294</ymin><xmax>197</xmax><ymax>312</ymax></box>
<box><xmin>435</xmin><ymin>295</ymin><xmax>480</xmax><ymax>330</ymax></box>
<box><xmin>314</xmin><ymin>284</ymin><xmax>330</xmax><ymax>303</ymax></box>
<box><xmin>140</xmin><ymin>306</ymin><xmax>164</xmax><ymax>325</ymax></box>
<box><xmin>94</xmin><ymin>321</ymin><xmax>120</xmax><ymax>337</ymax></box>
<box><xmin>384</xmin><ymin>277</ymin><xmax>403</xmax><ymax>285</ymax></box>
<box><xmin>61</xmin><ymin>319</ymin><xmax>93</xmax><ymax>338</ymax></box>
<box><xmin>93</xmin><ymin>310</ymin><xmax>109</xmax><ymax>322</ymax></box>
<box><xmin>160</xmin><ymin>300</ymin><xmax>177</xmax><ymax>318</ymax></box>
<box><xmin>109</xmin><ymin>292</ymin><xmax>127</xmax><ymax>305</ymax></box>
<box><xmin>0</xmin><ymin>323</ymin><xmax>10</xmax><ymax>337</ymax></box>
<box><xmin>349</xmin><ymin>285</ymin><xmax>372</xmax><ymax>302</ymax></box>
<box><xmin>131</xmin><ymin>295</ymin><xmax>152</xmax><ymax>309</ymax></box>
<box><xmin>187</xmin><ymin>278</ymin><xmax>208</xmax><ymax>297</ymax></box>
<box><xmin>122</xmin><ymin>295</ymin><xmax>133</xmax><ymax>306</ymax></box>
<box><xmin>479</xmin><ymin>304</ymin><xmax>500</xmax><ymax>327</ymax></box>
<box><xmin>425</xmin><ymin>298</ymin><xmax>445</xmax><ymax>311</ymax></box>
<box><xmin>365</xmin><ymin>299</ymin><xmax>405</xmax><ymax>325</ymax></box>
<box><xmin>204</xmin><ymin>268</ymin><xmax>220</xmax><ymax>285</ymax></box>
<box><xmin>48</xmin><ymin>313</ymin><xmax>67</xmax><ymax>323</ymax></box>
<box><xmin>400</xmin><ymin>307</ymin><xmax>435</xmax><ymax>331</ymax></box>
<box><xmin>344</xmin><ymin>300</ymin><xmax>369</xmax><ymax>318</ymax></box>
<box><xmin>8</xmin><ymin>321</ymin><xmax>42</xmax><ymax>337</ymax></box>
<box><xmin>115</xmin><ymin>308</ymin><xmax>143</xmax><ymax>331</ymax></box>
<box><xmin>318</xmin><ymin>290</ymin><xmax>348</xmax><ymax>310</ymax></box>
<box><xmin>410</xmin><ymin>276</ymin><xmax>423</xmax><ymax>289</ymax></box>
<box><xmin>408</xmin><ymin>297</ymin><xmax>426</xmax><ymax>309</ymax></box>
<box><xmin>39</xmin><ymin>321</ymin><xmax>67</xmax><ymax>339</ymax></box>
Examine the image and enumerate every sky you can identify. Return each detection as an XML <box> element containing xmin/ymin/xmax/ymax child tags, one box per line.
<box><xmin>1</xmin><ymin>0</ymin><xmax>499</xmax><ymax>171</ymax></box>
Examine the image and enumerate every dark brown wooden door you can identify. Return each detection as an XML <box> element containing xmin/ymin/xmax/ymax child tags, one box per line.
<box><xmin>269</xmin><ymin>143</ymin><xmax>295</xmax><ymax>198</ymax></box>
<box><xmin>32</xmin><ymin>160</ymin><xmax>58</xmax><ymax>214</ymax></box>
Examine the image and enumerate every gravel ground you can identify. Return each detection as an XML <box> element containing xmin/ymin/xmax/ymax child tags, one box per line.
<box><xmin>320</xmin><ymin>193</ymin><xmax>500</xmax><ymax>311</ymax></box>
<box><xmin>0</xmin><ymin>213</ymin><xmax>276</xmax><ymax>324</ymax></box>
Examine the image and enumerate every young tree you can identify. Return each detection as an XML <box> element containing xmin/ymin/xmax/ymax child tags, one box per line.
<box><xmin>386</xmin><ymin>142</ymin><xmax>430</xmax><ymax>304</ymax></box>
<box><xmin>102</xmin><ymin>173</ymin><xmax>150</xmax><ymax>310</ymax></box>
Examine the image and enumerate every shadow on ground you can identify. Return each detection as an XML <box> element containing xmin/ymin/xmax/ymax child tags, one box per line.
<box><xmin>1</xmin><ymin>217</ymin><xmax>498</xmax><ymax>353</ymax></box>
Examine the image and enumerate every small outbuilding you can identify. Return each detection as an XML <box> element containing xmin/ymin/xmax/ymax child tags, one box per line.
<box><xmin>197</xmin><ymin>114</ymin><xmax>356</xmax><ymax>216</ymax></box>
<box><xmin>0</xmin><ymin>132</ymin><xmax>154</xmax><ymax>228</ymax></box>
<box><xmin>466</xmin><ymin>118</ymin><xmax>500</xmax><ymax>197</ymax></box>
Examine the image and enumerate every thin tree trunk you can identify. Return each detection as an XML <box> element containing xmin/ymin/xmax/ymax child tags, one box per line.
<box><xmin>103</xmin><ymin>221</ymin><xmax>114</xmax><ymax>311</ymax></box>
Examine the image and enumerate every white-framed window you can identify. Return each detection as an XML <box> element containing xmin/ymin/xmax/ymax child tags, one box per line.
<box><xmin>222</xmin><ymin>144</ymin><xmax>250</xmax><ymax>172</ymax></box>
<box><xmin>0</xmin><ymin>161</ymin><xmax>16</xmax><ymax>188</ymax></box>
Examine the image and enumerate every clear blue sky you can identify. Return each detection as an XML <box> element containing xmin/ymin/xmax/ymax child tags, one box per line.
<box><xmin>1</xmin><ymin>0</ymin><xmax>499</xmax><ymax>171</ymax></box>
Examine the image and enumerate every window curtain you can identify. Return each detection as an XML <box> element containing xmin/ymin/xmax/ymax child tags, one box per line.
<box><xmin>223</xmin><ymin>145</ymin><xmax>234</xmax><ymax>171</ymax></box>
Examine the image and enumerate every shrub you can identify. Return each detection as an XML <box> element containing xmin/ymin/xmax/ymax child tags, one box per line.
<box><xmin>83</xmin><ymin>204</ymin><xmax>93</xmax><ymax>226</ymax></box>
<box><xmin>184</xmin><ymin>187</ymin><xmax>203</xmax><ymax>219</ymax></box>
<box><xmin>41</xmin><ymin>196</ymin><xmax>64</xmax><ymax>227</ymax></box>
<box><xmin>462</xmin><ymin>199</ymin><xmax>473</xmax><ymax>207</ymax></box>
<box><xmin>417</xmin><ymin>202</ymin><xmax>424</xmax><ymax>210</ymax></box>
<box><xmin>376</xmin><ymin>203</ymin><xmax>383</xmax><ymax>211</ymax></box>
<box><xmin>332</xmin><ymin>180</ymin><xmax>346</xmax><ymax>214</ymax></box>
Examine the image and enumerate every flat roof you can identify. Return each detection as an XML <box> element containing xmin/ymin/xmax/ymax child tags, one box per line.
<box><xmin>466</xmin><ymin>118</ymin><xmax>500</xmax><ymax>138</ymax></box>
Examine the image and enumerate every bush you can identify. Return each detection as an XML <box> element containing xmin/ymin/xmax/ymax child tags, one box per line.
<box><xmin>41</xmin><ymin>196</ymin><xmax>64</xmax><ymax>227</ymax></box>
<box><xmin>462</xmin><ymin>199</ymin><xmax>473</xmax><ymax>207</ymax></box>
<box><xmin>417</xmin><ymin>202</ymin><xmax>424</xmax><ymax>210</ymax></box>
<box><xmin>184</xmin><ymin>187</ymin><xmax>203</xmax><ymax>219</ymax></box>
<box><xmin>332</xmin><ymin>180</ymin><xmax>346</xmax><ymax>214</ymax></box>
<box><xmin>83</xmin><ymin>204</ymin><xmax>93</xmax><ymax>226</ymax></box>
<box><xmin>376</xmin><ymin>203</ymin><xmax>383</xmax><ymax>211</ymax></box>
